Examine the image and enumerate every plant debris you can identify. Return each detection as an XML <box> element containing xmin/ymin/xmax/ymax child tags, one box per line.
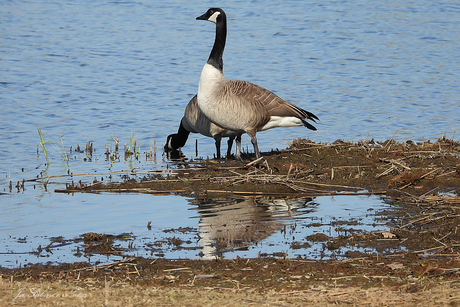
<box><xmin>57</xmin><ymin>138</ymin><xmax>460</xmax><ymax>198</ymax></box>
<box><xmin>3</xmin><ymin>138</ymin><xmax>460</xmax><ymax>305</ymax></box>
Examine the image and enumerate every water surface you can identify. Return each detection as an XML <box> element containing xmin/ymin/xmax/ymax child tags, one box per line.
<box><xmin>1</xmin><ymin>193</ymin><xmax>394</xmax><ymax>268</ymax></box>
<box><xmin>1</xmin><ymin>0</ymin><xmax>459</xmax><ymax>268</ymax></box>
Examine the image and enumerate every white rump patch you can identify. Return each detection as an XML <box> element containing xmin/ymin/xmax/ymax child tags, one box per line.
<box><xmin>208</xmin><ymin>11</ymin><xmax>221</xmax><ymax>23</ymax></box>
<box><xmin>259</xmin><ymin>116</ymin><xmax>303</xmax><ymax>131</ymax></box>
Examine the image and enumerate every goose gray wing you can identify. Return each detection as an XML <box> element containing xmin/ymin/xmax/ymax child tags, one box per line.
<box><xmin>228</xmin><ymin>80</ymin><xmax>318</xmax><ymax>128</ymax></box>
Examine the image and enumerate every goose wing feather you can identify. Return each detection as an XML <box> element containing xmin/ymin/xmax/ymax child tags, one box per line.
<box><xmin>228</xmin><ymin>80</ymin><xmax>318</xmax><ymax>123</ymax></box>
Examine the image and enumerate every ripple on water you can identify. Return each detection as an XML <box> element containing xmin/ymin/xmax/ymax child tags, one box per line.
<box><xmin>1</xmin><ymin>0</ymin><xmax>459</xmax><ymax>268</ymax></box>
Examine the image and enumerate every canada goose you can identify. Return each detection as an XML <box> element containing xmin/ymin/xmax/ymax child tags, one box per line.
<box><xmin>196</xmin><ymin>8</ymin><xmax>319</xmax><ymax>159</ymax></box>
<box><xmin>165</xmin><ymin>95</ymin><xmax>242</xmax><ymax>159</ymax></box>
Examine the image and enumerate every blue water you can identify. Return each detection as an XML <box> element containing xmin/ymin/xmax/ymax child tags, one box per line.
<box><xmin>1</xmin><ymin>0</ymin><xmax>459</xmax><ymax>267</ymax></box>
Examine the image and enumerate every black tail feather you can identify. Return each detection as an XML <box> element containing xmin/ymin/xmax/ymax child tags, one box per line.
<box><xmin>301</xmin><ymin>119</ymin><xmax>317</xmax><ymax>131</ymax></box>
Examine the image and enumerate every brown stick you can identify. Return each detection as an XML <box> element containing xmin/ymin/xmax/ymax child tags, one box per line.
<box><xmin>382</xmin><ymin>130</ymin><xmax>398</xmax><ymax>152</ymax></box>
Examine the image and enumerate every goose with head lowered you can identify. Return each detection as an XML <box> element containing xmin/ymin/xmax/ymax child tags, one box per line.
<box><xmin>165</xmin><ymin>95</ymin><xmax>242</xmax><ymax>159</ymax></box>
<box><xmin>196</xmin><ymin>8</ymin><xmax>319</xmax><ymax>160</ymax></box>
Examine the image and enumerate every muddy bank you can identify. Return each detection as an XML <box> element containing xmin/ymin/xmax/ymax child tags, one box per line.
<box><xmin>2</xmin><ymin>139</ymin><xmax>460</xmax><ymax>306</ymax></box>
<box><xmin>62</xmin><ymin>138</ymin><xmax>460</xmax><ymax>198</ymax></box>
<box><xmin>57</xmin><ymin>139</ymin><xmax>460</xmax><ymax>258</ymax></box>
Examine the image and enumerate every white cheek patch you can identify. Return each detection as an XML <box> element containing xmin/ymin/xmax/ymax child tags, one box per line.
<box><xmin>167</xmin><ymin>136</ymin><xmax>173</xmax><ymax>149</ymax></box>
<box><xmin>208</xmin><ymin>11</ymin><xmax>221</xmax><ymax>23</ymax></box>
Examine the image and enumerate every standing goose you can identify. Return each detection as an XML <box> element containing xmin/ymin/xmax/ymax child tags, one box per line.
<box><xmin>196</xmin><ymin>8</ymin><xmax>318</xmax><ymax>159</ymax></box>
<box><xmin>165</xmin><ymin>95</ymin><xmax>242</xmax><ymax>159</ymax></box>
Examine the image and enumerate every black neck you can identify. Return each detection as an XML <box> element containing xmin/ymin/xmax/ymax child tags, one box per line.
<box><xmin>168</xmin><ymin>122</ymin><xmax>190</xmax><ymax>150</ymax></box>
<box><xmin>207</xmin><ymin>14</ymin><xmax>227</xmax><ymax>71</ymax></box>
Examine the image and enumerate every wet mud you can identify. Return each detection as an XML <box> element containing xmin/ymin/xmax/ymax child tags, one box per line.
<box><xmin>57</xmin><ymin>138</ymin><xmax>460</xmax><ymax>265</ymax></box>
<box><xmin>2</xmin><ymin>138</ymin><xmax>460</xmax><ymax>305</ymax></box>
<box><xmin>63</xmin><ymin>138</ymin><xmax>460</xmax><ymax>197</ymax></box>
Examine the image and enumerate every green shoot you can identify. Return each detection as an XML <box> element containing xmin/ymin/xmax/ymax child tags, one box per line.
<box><xmin>38</xmin><ymin>129</ymin><xmax>70</xmax><ymax>169</ymax></box>
<box><xmin>38</xmin><ymin>128</ymin><xmax>51</xmax><ymax>168</ymax></box>
<box><xmin>52</xmin><ymin>135</ymin><xmax>69</xmax><ymax>163</ymax></box>
<box><xmin>128</xmin><ymin>132</ymin><xmax>134</xmax><ymax>154</ymax></box>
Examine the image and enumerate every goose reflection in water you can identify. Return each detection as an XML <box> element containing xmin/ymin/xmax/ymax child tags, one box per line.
<box><xmin>190</xmin><ymin>196</ymin><xmax>316</xmax><ymax>259</ymax></box>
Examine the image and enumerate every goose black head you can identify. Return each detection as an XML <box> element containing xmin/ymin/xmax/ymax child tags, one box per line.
<box><xmin>165</xmin><ymin>121</ymin><xmax>190</xmax><ymax>151</ymax></box>
<box><xmin>196</xmin><ymin>8</ymin><xmax>226</xmax><ymax>24</ymax></box>
<box><xmin>165</xmin><ymin>134</ymin><xmax>177</xmax><ymax>150</ymax></box>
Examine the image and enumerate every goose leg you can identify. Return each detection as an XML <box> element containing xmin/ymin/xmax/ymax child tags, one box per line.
<box><xmin>214</xmin><ymin>136</ymin><xmax>222</xmax><ymax>159</ymax></box>
<box><xmin>251</xmin><ymin>136</ymin><xmax>261</xmax><ymax>159</ymax></box>
<box><xmin>246</xmin><ymin>130</ymin><xmax>261</xmax><ymax>159</ymax></box>
<box><xmin>234</xmin><ymin>135</ymin><xmax>242</xmax><ymax>161</ymax></box>
<box><xmin>226</xmin><ymin>136</ymin><xmax>235</xmax><ymax>158</ymax></box>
